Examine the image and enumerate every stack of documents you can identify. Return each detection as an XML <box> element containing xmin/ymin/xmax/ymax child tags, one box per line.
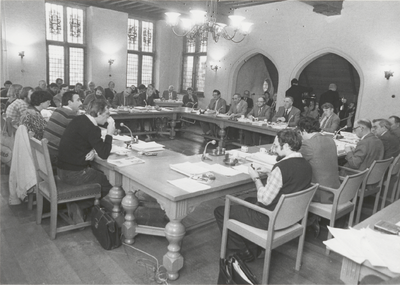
<box><xmin>324</xmin><ymin>226</ymin><xmax>400</xmax><ymax>273</ymax></box>
<box><xmin>130</xmin><ymin>141</ymin><xmax>165</xmax><ymax>152</ymax></box>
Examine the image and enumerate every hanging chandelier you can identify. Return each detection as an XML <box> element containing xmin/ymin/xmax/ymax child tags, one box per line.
<box><xmin>165</xmin><ymin>2</ymin><xmax>253</xmax><ymax>44</ymax></box>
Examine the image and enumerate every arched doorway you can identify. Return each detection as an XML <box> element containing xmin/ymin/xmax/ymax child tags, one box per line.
<box><xmin>235</xmin><ymin>54</ymin><xmax>279</xmax><ymax>100</ymax></box>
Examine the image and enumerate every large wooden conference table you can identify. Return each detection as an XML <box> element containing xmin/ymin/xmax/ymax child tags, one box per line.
<box><xmin>93</xmin><ymin>144</ymin><xmax>267</xmax><ymax>280</ymax></box>
<box><xmin>111</xmin><ymin>107</ymin><xmax>280</xmax><ymax>147</ymax></box>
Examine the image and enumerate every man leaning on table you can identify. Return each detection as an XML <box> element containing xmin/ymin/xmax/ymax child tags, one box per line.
<box><xmin>341</xmin><ymin>119</ymin><xmax>384</xmax><ymax>175</ymax></box>
<box><xmin>57</xmin><ymin>100</ymin><xmax>114</xmax><ymax>223</ymax></box>
<box><xmin>112</xmin><ymin>87</ymin><xmax>135</xmax><ymax>108</ymax></box>
<box><xmin>214</xmin><ymin>129</ymin><xmax>312</xmax><ymax>262</ymax></box>
<box><xmin>271</xmin><ymin>96</ymin><xmax>300</xmax><ymax>127</ymax></box>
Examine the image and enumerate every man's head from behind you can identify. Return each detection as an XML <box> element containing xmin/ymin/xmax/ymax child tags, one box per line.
<box><xmin>62</xmin><ymin>91</ymin><xmax>82</xmax><ymax>112</ymax></box>
<box><xmin>87</xmin><ymin>100</ymin><xmax>110</xmax><ymax>125</ymax></box>
<box><xmin>273</xmin><ymin>129</ymin><xmax>302</xmax><ymax>160</ymax></box>
<box><xmin>353</xmin><ymin>119</ymin><xmax>372</xmax><ymax>138</ymax></box>
<box><xmin>372</xmin><ymin>119</ymin><xmax>391</xmax><ymax>136</ymax></box>
<box><xmin>283</xmin><ymin>97</ymin><xmax>293</xmax><ymax>109</ymax></box>
<box><xmin>297</xmin><ymin>117</ymin><xmax>321</xmax><ymax>137</ymax></box>
<box><xmin>389</xmin><ymin>116</ymin><xmax>400</xmax><ymax>129</ymax></box>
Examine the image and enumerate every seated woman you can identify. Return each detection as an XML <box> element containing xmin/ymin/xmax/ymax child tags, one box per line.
<box><xmin>182</xmin><ymin>87</ymin><xmax>198</xmax><ymax>107</ymax></box>
<box><xmin>302</xmin><ymin>98</ymin><xmax>319</xmax><ymax>119</ymax></box>
<box><xmin>6</xmin><ymin>86</ymin><xmax>34</xmax><ymax>128</ymax></box>
<box><xmin>20</xmin><ymin>90</ymin><xmax>52</xmax><ymax>140</ymax></box>
<box><xmin>83</xmin><ymin>86</ymin><xmax>108</xmax><ymax>109</ymax></box>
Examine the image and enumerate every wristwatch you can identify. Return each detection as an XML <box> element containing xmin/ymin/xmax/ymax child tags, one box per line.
<box><xmin>253</xmin><ymin>177</ymin><xmax>261</xmax><ymax>182</ymax></box>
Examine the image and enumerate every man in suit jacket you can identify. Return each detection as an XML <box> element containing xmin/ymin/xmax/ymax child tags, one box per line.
<box><xmin>372</xmin><ymin>119</ymin><xmax>400</xmax><ymax>159</ymax></box>
<box><xmin>201</xmin><ymin>89</ymin><xmax>227</xmax><ymax>137</ymax></box>
<box><xmin>319</xmin><ymin>83</ymin><xmax>340</xmax><ymax>114</ymax></box>
<box><xmin>342</xmin><ymin>119</ymin><xmax>384</xmax><ymax>174</ymax></box>
<box><xmin>112</xmin><ymin>87</ymin><xmax>135</xmax><ymax>108</ymax></box>
<box><xmin>244</xmin><ymin>96</ymin><xmax>271</xmax><ymax>145</ymax></box>
<box><xmin>242</xmin><ymin>90</ymin><xmax>253</xmax><ymax>113</ymax></box>
<box><xmin>227</xmin><ymin>93</ymin><xmax>248</xmax><ymax>119</ymax></box>
<box><xmin>162</xmin><ymin>85</ymin><xmax>177</xmax><ymax>100</ymax></box>
<box><xmin>272</xmin><ymin>96</ymin><xmax>301</xmax><ymax>127</ymax></box>
<box><xmin>389</xmin><ymin>115</ymin><xmax>400</xmax><ymax>142</ymax></box>
<box><xmin>319</xmin><ymin>102</ymin><xmax>340</xmax><ymax>133</ymax></box>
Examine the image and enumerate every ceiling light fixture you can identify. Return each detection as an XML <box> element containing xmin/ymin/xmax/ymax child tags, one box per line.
<box><xmin>165</xmin><ymin>1</ymin><xmax>252</xmax><ymax>43</ymax></box>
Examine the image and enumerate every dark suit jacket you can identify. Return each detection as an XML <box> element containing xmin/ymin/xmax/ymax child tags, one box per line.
<box><xmin>242</xmin><ymin>97</ymin><xmax>253</xmax><ymax>110</ymax></box>
<box><xmin>300</xmin><ymin>133</ymin><xmax>341</xmax><ymax>203</ymax></box>
<box><xmin>286</xmin><ymin>85</ymin><xmax>306</xmax><ymax>112</ymax></box>
<box><xmin>247</xmin><ymin>105</ymin><xmax>271</xmax><ymax>120</ymax></box>
<box><xmin>272</xmin><ymin>106</ymin><xmax>301</xmax><ymax>127</ymax></box>
<box><xmin>207</xmin><ymin>98</ymin><xmax>227</xmax><ymax>114</ymax></box>
<box><xmin>379</xmin><ymin>131</ymin><xmax>400</xmax><ymax>159</ymax></box>
<box><xmin>136</xmin><ymin>93</ymin><xmax>156</xmax><ymax>106</ymax></box>
<box><xmin>391</xmin><ymin>127</ymin><xmax>400</xmax><ymax>142</ymax></box>
<box><xmin>227</xmin><ymin>100</ymin><xmax>248</xmax><ymax>117</ymax></box>
<box><xmin>344</xmin><ymin>133</ymin><xmax>384</xmax><ymax>171</ymax></box>
<box><xmin>182</xmin><ymin>94</ymin><xmax>198</xmax><ymax>107</ymax></box>
<box><xmin>162</xmin><ymin>90</ymin><xmax>177</xmax><ymax>100</ymax></box>
<box><xmin>112</xmin><ymin>92</ymin><xmax>136</xmax><ymax>108</ymax></box>
<box><xmin>319</xmin><ymin>90</ymin><xmax>340</xmax><ymax>113</ymax></box>
<box><xmin>319</xmin><ymin>113</ymin><xmax>340</xmax><ymax>133</ymax></box>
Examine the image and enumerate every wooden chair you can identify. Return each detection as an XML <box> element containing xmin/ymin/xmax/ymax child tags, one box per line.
<box><xmin>379</xmin><ymin>154</ymin><xmax>400</xmax><ymax>209</ymax></box>
<box><xmin>30</xmin><ymin>137</ymin><xmax>101</xmax><ymax>239</ymax></box>
<box><xmin>308</xmin><ymin>169</ymin><xmax>368</xmax><ymax>254</ymax></box>
<box><xmin>220</xmin><ymin>184</ymin><xmax>318</xmax><ymax>284</ymax></box>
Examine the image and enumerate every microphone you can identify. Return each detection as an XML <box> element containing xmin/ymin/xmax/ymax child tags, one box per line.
<box><xmin>216</xmin><ymin>106</ymin><xmax>224</xmax><ymax>115</ymax></box>
<box><xmin>202</xmin><ymin>140</ymin><xmax>216</xmax><ymax>161</ymax></box>
<box><xmin>120</xmin><ymin>123</ymin><xmax>138</xmax><ymax>144</ymax></box>
<box><xmin>143</xmin><ymin>99</ymin><xmax>148</xmax><ymax>107</ymax></box>
<box><xmin>334</xmin><ymin>125</ymin><xmax>347</xmax><ymax>139</ymax></box>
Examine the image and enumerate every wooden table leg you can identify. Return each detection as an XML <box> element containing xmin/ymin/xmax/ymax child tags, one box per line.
<box><xmin>218</xmin><ymin>127</ymin><xmax>226</xmax><ymax>149</ymax></box>
<box><xmin>108</xmin><ymin>186</ymin><xmax>125</xmax><ymax>226</ymax></box>
<box><xmin>169</xmin><ymin>119</ymin><xmax>176</xmax><ymax>139</ymax></box>
<box><xmin>121</xmin><ymin>191</ymin><xmax>140</xmax><ymax>244</ymax></box>
<box><xmin>163</xmin><ymin>219</ymin><xmax>186</xmax><ymax>281</ymax></box>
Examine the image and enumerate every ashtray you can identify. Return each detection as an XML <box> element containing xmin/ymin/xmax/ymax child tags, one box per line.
<box><xmin>223</xmin><ymin>158</ymin><xmax>238</xmax><ymax>166</ymax></box>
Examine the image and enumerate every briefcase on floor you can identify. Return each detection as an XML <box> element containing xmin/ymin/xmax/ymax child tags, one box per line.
<box><xmin>91</xmin><ymin>205</ymin><xmax>122</xmax><ymax>250</ymax></box>
<box><xmin>218</xmin><ymin>254</ymin><xmax>258</xmax><ymax>285</ymax></box>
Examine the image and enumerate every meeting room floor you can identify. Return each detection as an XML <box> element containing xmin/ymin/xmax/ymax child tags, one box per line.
<box><xmin>1</xmin><ymin>128</ymin><xmax>376</xmax><ymax>284</ymax></box>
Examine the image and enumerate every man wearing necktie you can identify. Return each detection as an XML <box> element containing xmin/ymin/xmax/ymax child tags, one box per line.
<box><xmin>162</xmin><ymin>85</ymin><xmax>177</xmax><ymax>100</ymax></box>
<box><xmin>200</xmin><ymin>89</ymin><xmax>227</xmax><ymax>137</ymax></box>
<box><xmin>319</xmin><ymin>103</ymin><xmax>340</xmax><ymax>133</ymax></box>
<box><xmin>245</xmin><ymin>96</ymin><xmax>272</xmax><ymax>145</ymax></box>
<box><xmin>271</xmin><ymin>96</ymin><xmax>301</xmax><ymax>127</ymax></box>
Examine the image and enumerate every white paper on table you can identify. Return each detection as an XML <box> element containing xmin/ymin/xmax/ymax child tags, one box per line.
<box><xmin>227</xmin><ymin>150</ymin><xmax>252</xmax><ymax>159</ymax></box>
<box><xmin>107</xmin><ymin>156</ymin><xmax>144</xmax><ymax>167</ymax></box>
<box><xmin>324</xmin><ymin>239</ymin><xmax>366</xmax><ymax>264</ymax></box>
<box><xmin>170</xmin><ymin>162</ymin><xmax>210</xmax><ymax>176</ymax></box>
<box><xmin>113</xmin><ymin>134</ymin><xmax>132</xmax><ymax>141</ymax></box>
<box><xmin>207</xmin><ymin>164</ymin><xmax>241</xmax><ymax>176</ymax></box>
<box><xmin>111</xmin><ymin>145</ymin><xmax>129</xmax><ymax>154</ymax></box>
<box><xmin>233</xmin><ymin>164</ymin><xmax>250</xmax><ymax>174</ymax></box>
<box><xmin>167</xmin><ymin>178</ymin><xmax>211</xmax><ymax>192</ymax></box>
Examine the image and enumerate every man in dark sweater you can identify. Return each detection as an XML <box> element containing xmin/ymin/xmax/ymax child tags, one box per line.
<box><xmin>214</xmin><ymin>129</ymin><xmax>312</xmax><ymax>262</ymax></box>
<box><xmin>57</xmin><ymin>101</ymin><xmax>115</xmax><ymax>221</ymax></box>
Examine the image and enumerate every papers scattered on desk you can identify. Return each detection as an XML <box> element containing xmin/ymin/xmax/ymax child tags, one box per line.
<box><xmin>170</xmin><ymin>162</ymin><xmax>209</xmax><ymax>176</ymax></box>
<box><xmin>167</xmin><ymin>178</ymin><xmax>211</xmax><ymax>192</ymax></box>
<box><xmin>202</xmin><ymin>163</ymin><xmax>241</xmax><ymax>176</ymax></box>
<box><xmin>130</xmin><ymin>141</ymin><xmax>165</xmax><ymax>152</ymax></box>
<box><xmin>227</xmin><ymin>150</ymin><xmax>252</xmax><ymax>159</ymax></box>
<box><xmin>111</xmin><ymin>145</ymin><xmax>129</xmax><ymax>154</ymax></box>
<box><xmin>113</xmin><ymin>134</ymin><xmax>132</xmax><ymax>142</ymax></box>
<box><xmin>324</xmin><ymin>226</ymin><xmax>400</xmax><ymax>273</ymax></box>
<box><xmin>107</xmin><ymin>156</ymin><xmax>144</xmax><ymax>167</ymax></box>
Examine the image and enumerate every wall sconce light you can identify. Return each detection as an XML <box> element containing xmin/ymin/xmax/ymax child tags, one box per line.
<box><xmin>19</xmin><ymin>51</ymin><xmax>25</xmax><ymax>59</ymax></box>
<box><xmin>108</xmin><ymin>59</ymin><xmax>115</xmax><ymax>66</ymax></box>
<box><xmin>384</xmin><ymin>70</ymin><xmax>394</xmax><ymax>80</ymax></box>
<box><xmin>210</xmin><ymin>64</ymin><xmax>219</xmax><ymax>71</ymax></box>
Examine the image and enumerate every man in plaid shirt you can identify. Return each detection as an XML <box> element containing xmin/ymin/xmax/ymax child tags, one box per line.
<box><xmin>214</xmin><ymin>129</ymin><xmax>312</xmax><ymax>262</ymax></box>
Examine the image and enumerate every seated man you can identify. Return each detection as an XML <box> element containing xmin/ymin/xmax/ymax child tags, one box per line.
<box><xmin>43</xmin><ymin>91</ymin><xmax>82</xmax><ymax>162</ymax></box>
<box><xmin>244</xmin><ymin>96</ymin><xmax>271</xmax><ymax>145</ymax></box>
<box><xmin>57</xmin><ymin>101</ymin><xmax>115</xmax><ymax>222</ymax></box>
<box><xmin>200</xmin><ymin>89</ymin><xmax>227</xmax><ymax>137</ymax></box>
<box><xmin>135</xmin><ymin>84</ymin><xmax>158</xmax><ymax>141</ymax></box>
<box><xmin>182</xmin><ymin>87</ymin><xmax>198</xmax><ymax>107</ymax></box>
<box><xmin>242</xmin><ymin>90</ymin><xmax>253</xmax><ymax>114</ymax></box>
<box><xmin>162</xmin><ymin>85</ymin><xmax>177</xmax><ymax>100</ymax></box>
<box><xmin>341</xmin><ymin>119</ymin><xmax>384</xmax><ymax>174</ymax></box>
<box><xmin>112</xmin><ymin>87</ymin><xmax>135</xmax><ymax>108</ymax></box>
<box><xmin>53</xmin><ymin>84</ymin><xmax>69</xmax><ymax>108</ymax></box>
<box><xmin>105</xmin><ymin>81</ymin><xmax>117</xmax><ymax>104</ymax></box>
<box><xmin>214</xmin><ymin>129</ymin><xmax>312</xmax><ymax>261</ymax></box>
<box><xmin>372</xmin><ymin>119</ymin><xmax>400</xmax><ymax>159</ymax></box>
<box><xmin>319</xmin><ymin>102</ymin><xmax>340</xmax><ymax>133</ymax></box>
<box><xmin>271</xmin><ymin>96</ymin><xmax>300</xmax><ymax>127</ymax></box>
<box><xmin>226</xmin><ymin>93</ymin><xmax>248</xmax><ymax>120</ymax></box>
<box><xmin>389</xmin><ymin>115</ymin><xmax>400</xmax><ymax>141</ymax></box>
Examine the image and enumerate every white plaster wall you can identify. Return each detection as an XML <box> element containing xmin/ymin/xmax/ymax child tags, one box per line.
<box><xmin>86</xmin><ymin>6</ymin><xmax>128</xmax><ymax>92</ymax></box>
<box><xmin>1</xmin><ymin>0</ymin><xmax>47</xmax><ymax>87</ymax></box>
<box><xmin>204</xmin><ymin>0</ymin><xmax>400</xmax><ymax>119</ymax></box>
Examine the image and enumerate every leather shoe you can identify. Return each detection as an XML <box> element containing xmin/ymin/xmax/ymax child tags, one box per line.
<box><xmin>236</xmin><ymin>249</ymin><xmax>255</xmax><ymax>263</ymax></box>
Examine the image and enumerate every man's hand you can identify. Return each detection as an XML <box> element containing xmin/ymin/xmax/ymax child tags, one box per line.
<box><xmin>248</xmin><ymin>166</ymin><xmax>260</xmax><ymax>180</ymax></box>
<box><xmin>85</xmin><ymin>149</ymin><xmax>95</xmax><ymax>161</ymax></box>
<box><xmin>106</xmin><ymin>117</ymin><xmax>115</xmax><ymax>136</ymax></box>
<box><xmin>276</xmin><ymin>117</ymin><xmax>286</xmax><ymax>122</ymax></box>
<box><xmin>344</xmin><ymin>145</ymin><xmax>354</xmax><ymax>153</ymax></box>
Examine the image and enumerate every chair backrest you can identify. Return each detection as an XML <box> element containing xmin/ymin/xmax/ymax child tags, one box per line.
<box><xmin>388</xmin><ymin>154</ymin><xmax>400</xmax><ymax>178</ymax></box>
<box><xmin>30</xmin><ymin>137</ymin><xmax>57</xmax><ymax>196</ymax></box>
<box><xmin>366</xmin><ymin>158</ymin><xmax>394</xmax><ymax>185</ymax></box>
<box><xmin>337</xmin><ymin>169</ymin><xmax>369</xmax><ymax>205</ymax></box>
<box><xmin>272</xmin><ymin>184</ymin><xmax>318</xmax><ymax>230</ymax></box>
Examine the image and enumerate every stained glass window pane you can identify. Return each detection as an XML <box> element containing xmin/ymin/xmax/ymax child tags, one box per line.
<box><xmin>182</xmin><ymin>56</ymin><xmax>194</xmax><ymax>90</ymax></box>
<box><xmin>67</xmin><ymin>7</ymin><xmax>84</xmax><ymax>44</ymax></box>
<box><xmin>196</xmin><ymin>56</ymin><xmax>207</xmax><ymax>92</ymax></box>
<box><xmin>46</xmin><ymin>3</ymin><xmax>64</xmax><ymax>42</ymax></box>
<box><xmin>127</xmin><ymin>53</ymin><xmax>139</xmax><ymax>87</ymax></box>
<box><xmin>48</xmin><ymin>45</ymin><xmax>64</xmax><ymax>84</ymax></box>
<box><xmin>141</xmin><ymin>55</ymin><xmax>153</xmax><ymax>85</ymax></box>
<box><xmin>127</xmin><ymin>19</ymin><xmax>139</xmax><ymax>51</ymax></box>
<box><xmin>69</xmin><ymin>47</ymin><xmax>84</xmax><ymax>85</ymax></box>
<box><xmin>142</xmin><ymin>21</ymin><xmax>153</xmax><ymax>52</ymax></box>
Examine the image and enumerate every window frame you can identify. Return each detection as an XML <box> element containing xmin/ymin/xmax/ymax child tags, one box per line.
<box><xmin>45</xmin><ymin>1</ymin><xmax>86</xmax><ymax>86</ymax></box>
<box><xmin>126</xmin><ymin>16</ymin><xmax>155</xmax><ymax>88</ymax></box>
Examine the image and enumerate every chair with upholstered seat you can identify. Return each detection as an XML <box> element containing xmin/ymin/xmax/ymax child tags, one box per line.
<box><xmin>380</xmin><ymin>154</ymin><xmax>400</xmax><ymax>209</ymax></box>
<box><xmin>30</xmin><ymin>137</ymin><xmax>101</xmax><ymax>239</ymax></box>
<box><xmin>220</xmin><ymin>184</ymin><xmax>318</xmax><ymax>284</ymax></box>
<box><xmin>308</xmin><ymin>169</ymin><xmax>368</xmax><ymax>254</ymax></box>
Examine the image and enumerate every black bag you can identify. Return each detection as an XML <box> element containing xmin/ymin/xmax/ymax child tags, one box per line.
<box><xmin>218</xmin><ymin>254</ymin><xmax>258</xmax><ymax>285</ymax></box>
<box><xmin>91</xmin><ymin>205</ymin><xmax>122</xmax><ymax>250</ymax></box>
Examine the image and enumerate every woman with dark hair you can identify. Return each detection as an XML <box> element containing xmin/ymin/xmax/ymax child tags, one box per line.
<box><xmin>302</xmin><ymin>98</ymin><xmax>319</xmax><ymax>119</ymax></box>
<box><xmin>20</xmin><ymin>90</ymin><xmax>52</xmax><ymax>139</ymax></box>
<box><xmin>6</xmin><ymin>86</ymin><xmax>34</xmax><ymax>126</ymax></box>
<box><xmin>83</xmin><ymin>86</ymin><xmax>108</xmax><ymax>108</ymax></box>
